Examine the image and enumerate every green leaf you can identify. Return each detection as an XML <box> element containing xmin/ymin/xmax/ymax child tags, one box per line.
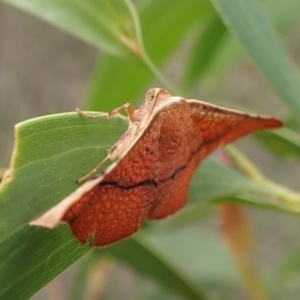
<box><xmin>206</xmin><ymin>0</ymin><xmax>300</xmax><ymax>79</ymax></box>
<box><xmin>0</xmin><ymin>113</ymin><xmax>127</xmax><ymax>299</ymax></box>
<box><xmin>155</xmin><ymin>202</ymin><xmax>215</xmax><ymax>230</ymax></box>
<box><xmin>263</xmin><ymin>0</ymin><xmax>300</xmax><ymax>30</ymax></box>
<box><xmin>279</xmin><ymin>245</ymin><xmax>300</xmax><ymax>281</ymax></box>
<box><xmin>85</xmin><ymin>56</ymin><xmax>150</xmax><ymax>112</ymax></box>
<box><xmin>188</xmin><ymin>158</ymin><xmax>268</xmax><ymax>204</ymax></box>
<box><xmin>98</xmin><ymin>233</ymin><xmax>206</xmax><ymax>300</ymax></box>
<box><xmin>1</xmin><ymin>0</ymin><xmax>138</xmax><ymax>60</ymax></box>
<box><xmin>0</xmin><ymin>225</ymin><xmax>91</xmax><ymax>300</ymax></box>
<box><xmin>67</xmin><ymin>255</ymin><xmax>94</xmax><ymax>300</ymax></box>
<box><xmin>183</xmin><ymin>13</ymin><xmax>227</xmax><ymax>90</ymax></box>
<box><xmin>254</xmin><ymin>128</ymin><xmax>300</xmax><ymax>160</ymax></box>
<box><xmin>211</xmin><ymin>0</ymin><xmax>300</xmax><ymax>119</ymax></box>
<box><xmin>0</xmin><ymin>113</ymin><xmax>297</xmax><ymax>298</ymax></box>
<box><xmin>91</xmin><ymin>228</ymin><xmax>240</xmax><ymax>299</ymax></box>
<box><xmin>135</xmin><ymin>228</ymin><xmax>239</xmax><ymax>288</ymax></box>
<box><xmin>0</xmin><ymin>113</ymin><xmax>127</xmax><ymax>238</ymax></box>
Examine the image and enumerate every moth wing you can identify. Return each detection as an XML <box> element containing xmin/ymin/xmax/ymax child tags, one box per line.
<box><xmin>148</xmin><ymin>99</ymin><xmax>282</xmax><ymax>220</ymax></box>
<box><xmin>31</xmin><ymin>107</ymin><xmax>166</xmax><ymax>246</ymax></box>
<box><xmin>187</xmin><ymin>99</ymin><xmax>282</xmax><ymax>162</ymax></box>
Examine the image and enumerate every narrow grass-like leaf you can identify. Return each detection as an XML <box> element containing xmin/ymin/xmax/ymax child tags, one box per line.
<box><xmin>199</xmin><ymin>0</ymin><xmax>300</xmax><ymax>80</ymax></box>
<box><xmin>0</xmin><ymin>225</ymin><xmax>91</xmax><ymax>300</ymax></box>
<box><xmin>183</xmin><ymin>13</ymin><xmax>227</xmax><ymax>90</ymax></box>
<box><xmin>85</xmin><ymin>57</ymin><xmax>150</xmax><ymax>112</ymax></box>
<box><xmin>67</xmin><ymin>256</ymin><xmax>93</xmax><ymax>300</ymax></box>
<box><xmin>98</xmin><ymin>234</ymin><xmax>206</xmax><ymax>300</ymax></box>
<box><xmin>211</xmin><ymin>0</ymin><xmax>300</xmax><ymax>118</ymax></box>
<box><xmin>279</xmin><ymin>246</ymin><xmax>300</xmax><ymax>281</ymax></box>
<box><xmin>189</xmin><ymin>159</ymin><xmax>273</xmax><ymax>205</ymax></box>
<box><xmin>254</xmin><ymin>128</ymin><xmax>300</xmax><ymax>160</ymax></box>
<box><xmin>0</xmin><ymin>113</ymin><xmax>127</xmax><ymax>240</ymax></box>
<box><xmin>143</xmin><ymin>228</ymin><xmax>239</xmax><ymax>286</ymax></box>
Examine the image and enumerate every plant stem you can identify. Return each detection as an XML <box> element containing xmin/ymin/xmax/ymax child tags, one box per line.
<box><xmin>124</xmin><ymin>0</ymin><xmax>180</xmax><ymax>95</ymax></box>
<box><xmin>225</xmin><ymin>144</ymin><xmax>300</xmax><ymax>209</ymax></box>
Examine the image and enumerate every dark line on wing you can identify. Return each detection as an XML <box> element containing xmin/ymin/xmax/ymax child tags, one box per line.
<box><xmin>98</xmin><ymin>137</ymin><xmax>212</xmax><ymax>190</ymax></box>
<box><xmin>100</xmin><ymin>178</ymin><xmax>158</xmax><ymax>190</ymax></box>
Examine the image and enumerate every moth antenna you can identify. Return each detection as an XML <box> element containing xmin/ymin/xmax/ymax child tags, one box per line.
<box><xmin>107</xmin><ymin>103</ymin><xmax>136</xmax><ymax>123</ymax></box>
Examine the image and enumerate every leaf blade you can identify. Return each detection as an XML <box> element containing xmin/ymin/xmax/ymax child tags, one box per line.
<box><xmin>211</xmin><ymin>0</ymin><xmax>300</xmax><ymax>118</ymax></box>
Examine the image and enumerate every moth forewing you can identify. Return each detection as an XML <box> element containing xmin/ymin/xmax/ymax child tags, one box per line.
<box><xmin>30</xmin><ymin>88</ymin><xmax>282</xmax><ymax>246</ymax></box>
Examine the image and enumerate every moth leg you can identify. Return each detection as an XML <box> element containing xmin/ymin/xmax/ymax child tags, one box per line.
<box><xmin>77</xmin><ymin>103</ymin><xmax>138</xmax><ymax>183</ymax></box>
<box><xmin>76</xmin><ymin>108</ymin><xmax>128</xmax><ymax>120</ymax></box>
<box><xmin>107</xmin><ymin>103</ymin><xmax>136</xmax><ymax>122</ymax></box>
<box><xmin>77</xmin><ymin>156</ymin><xmax>110</xmax><ymax>183</ymax></box>
<box><xmin>77</xmin><ymin>121</ymin><xmax>139</xmax><ymax>184</ymax></box>
<box><xmin>76</xmin><ymin>108</ymin><xmax>106</xmax><ymax>118</ymax></box>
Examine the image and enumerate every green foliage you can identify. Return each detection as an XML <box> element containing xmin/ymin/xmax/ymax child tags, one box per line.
<box><xmin>1</xmin><ymin>0</ymin><xmax>300</xmax><ymax>299</ymax></box>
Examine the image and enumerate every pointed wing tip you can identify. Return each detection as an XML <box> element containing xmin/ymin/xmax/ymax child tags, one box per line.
<box><xmin>256</xmin><ymin>116</ymin><xmax>283</xmax><ymax>130</ymax></box>
<box><xmin>268</xmin><ymin>118</ymin><xmax>283</xmax><ymax>129</ymax></box>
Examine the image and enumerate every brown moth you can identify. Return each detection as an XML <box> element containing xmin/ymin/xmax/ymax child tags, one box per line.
<box><xmin>31</xmin><ymin>88</ymin><xmax>282</xmax><ymax>246</ymax></box>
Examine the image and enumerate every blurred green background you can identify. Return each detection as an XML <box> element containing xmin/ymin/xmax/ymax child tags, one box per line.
<box><xmin>1</xmin><ymin>0</ymin><xmax>300</xmax><ymax>299</ymax></box>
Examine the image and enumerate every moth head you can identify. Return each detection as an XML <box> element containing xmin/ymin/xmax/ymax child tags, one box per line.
<box><xmin>145</xmin><ymin>88</ymin><xmax>172</xmax><ymax>103</ymax></box>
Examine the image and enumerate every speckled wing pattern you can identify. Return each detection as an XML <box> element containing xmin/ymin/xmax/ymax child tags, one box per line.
<box><xmin>62</xmin><ymin>96</ymin><xmax>282</xmax><ymax>246</ymax></box>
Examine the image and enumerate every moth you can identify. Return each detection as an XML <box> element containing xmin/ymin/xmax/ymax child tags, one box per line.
<box><xmin>31</xmin><ymin>88</ymin><xmax>282</xmax><ymax>246</ymax></box>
